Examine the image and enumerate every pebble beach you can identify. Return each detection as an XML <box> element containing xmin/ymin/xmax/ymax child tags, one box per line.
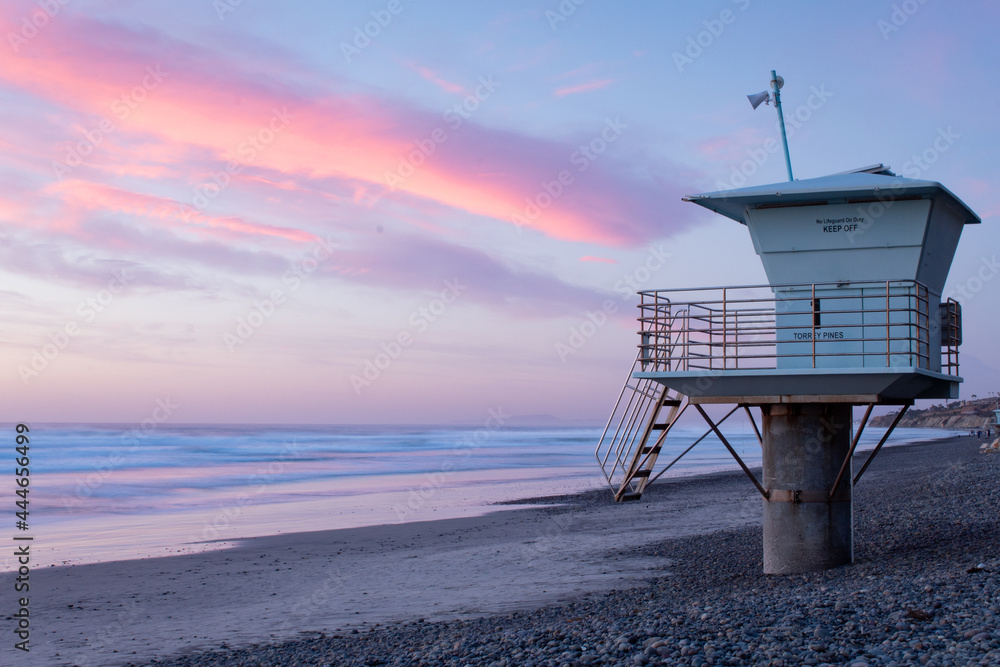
<box><xmin>120</xmin><ymin>434</ymin><xmax>1000</xmax><ymax>667</ymax></box>
<box><xmin>13</xmin><ymin>434</ymin><xmax>998</xmax><ymax>667</ymax></box>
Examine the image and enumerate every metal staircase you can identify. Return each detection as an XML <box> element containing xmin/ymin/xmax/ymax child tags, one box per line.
<box><xmin>594</xmin><ymin>352</ymin><xmax>689</xmax><ymax>501</ymax></box>
<box><xmin>595</xmin><ymin>298</ymin><xmax>694</xmax><ymax>501</ymax></box>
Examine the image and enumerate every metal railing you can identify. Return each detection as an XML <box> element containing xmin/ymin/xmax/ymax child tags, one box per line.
<box><xmin>638</xmin><ymin>280</ymin><xmax>959</xmax><ymax>375</ymax></box>
<box><xmin>594</xmin><ymin>350</ymin><xmax>673</xmax><ymax>499</ymax></box>
<box><xmin>941</xmin><ymin>298</ymin><xmax>961</xmax><ymax>375</ymax></box>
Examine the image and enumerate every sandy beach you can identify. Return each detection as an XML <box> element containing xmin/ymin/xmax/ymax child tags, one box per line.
<box><xmin>5</xmin><ymin>434</ymin><xmax>998</xmax><ymax>666</ymax></box>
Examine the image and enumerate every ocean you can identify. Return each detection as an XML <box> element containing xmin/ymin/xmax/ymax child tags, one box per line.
<box><xmin>5</xmin><ymin>421</ymin><xmax>959</xmax><ymax>570</ymax></box>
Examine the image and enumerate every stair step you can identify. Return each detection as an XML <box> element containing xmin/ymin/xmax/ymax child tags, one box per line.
<box><xmin>598</xmin><ymin>349</ymin><xmax>687</xmax><ymax>503</ymax></box>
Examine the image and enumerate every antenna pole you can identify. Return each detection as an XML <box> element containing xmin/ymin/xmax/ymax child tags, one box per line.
<box><xmin>771</xmin><ymin>69</ymin><xmax>794</xmax><ymax>181</ymax></box>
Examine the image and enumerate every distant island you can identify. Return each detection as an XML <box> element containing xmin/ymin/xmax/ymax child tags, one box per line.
<box><xmin>871</xmin><ymin>395</ymin><xmax>1000</xmax><ymax>429</ymax></box>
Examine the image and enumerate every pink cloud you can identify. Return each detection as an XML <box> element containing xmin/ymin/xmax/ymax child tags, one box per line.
<box><xmin>579</xmin><ymin>255</ymin><xmax>617</xmax><ymax>264</ymax></box>
<box><xmin>554</xmin><ymin>79</ymin><xmax>614</xmax><ymax>98</ymax></box>
<box><xmin>0</xmin><ymin>190</ymin><xmax>29</xmax><ymax>221</ymax></box>
<box><xmin>322</xmin><ymin>233</ymin><xmax>613</xmax><ymax>317</ymax></box>
<box><xmin>0</xmin><ymin>9</ymin><xmax>697</xmax><ymax>248</ymax></box>
<box><xmin>404</xmin><ymin>62</ymin><xmax>467</xmax><ymax>94</ymax></box>
<box><xmin>0</xmin><ymin>220</ymin><xmax>299</xmax><ymax>295</ymax></box>
<box><xmin>45</xmin><ymin>180</ymin><xmax>318</xmax><ymax>244</ymax></box>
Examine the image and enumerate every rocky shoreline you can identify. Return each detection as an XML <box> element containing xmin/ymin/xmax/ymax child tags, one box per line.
<box><xmin>130</xmin><ymin>434</ymin><xmax>1000</xmax><ymax>667</ymax></box>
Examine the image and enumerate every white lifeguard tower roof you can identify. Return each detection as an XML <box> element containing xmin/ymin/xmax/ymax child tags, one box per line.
<box><xmin>684</xmin><ymin>166</ymin><xmax>981</xmax><ymax>227</ymax></box>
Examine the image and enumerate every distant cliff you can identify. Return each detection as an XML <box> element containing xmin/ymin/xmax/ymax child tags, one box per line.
<box><xmin>870</xmin><ymin>397</ymin><xmax>1000</xmax><ymax>430</ymax></box>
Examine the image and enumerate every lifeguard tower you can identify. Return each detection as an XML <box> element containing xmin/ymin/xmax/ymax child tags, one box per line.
<box><xmin>595</xmin><ymin>164</ymin><xmax>979</xmax><ymax>573</ymax></box>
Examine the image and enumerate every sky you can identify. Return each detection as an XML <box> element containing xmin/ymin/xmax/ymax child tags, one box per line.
<box><xmin>2</xmin><ymin>0</ymin><xmax>997</xmax><ymax>425</ymax></box>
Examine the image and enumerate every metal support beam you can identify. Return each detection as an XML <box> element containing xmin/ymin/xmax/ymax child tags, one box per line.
<box><xmin>828</xmin><ymin>403</ymin><xmax>874</xmax><ymax>499</ymax></box>
<box><xmin>853</xmin><ymin>404</ymin><xmax>911</xmax><ymax>486</ymax></box>
<box><xmin>743</xmin><ymin>404</ymin><xmax>763</xmax><ymax>447</ymax></box>
<box><xmin>694</xmin><ymin>404</ymin><xmax>768</xmax><ymax>500</ymax></box>
<box><xmin>648</xmin><ymin>404</ymin><xmax>736</xmax><ymax>484</ymax></box>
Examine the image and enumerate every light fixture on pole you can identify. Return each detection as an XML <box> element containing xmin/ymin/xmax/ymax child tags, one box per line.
<box><xmin>747</xmin><ymin>70</ymin><xmax>794</xmax><ymax>181</ymax></box>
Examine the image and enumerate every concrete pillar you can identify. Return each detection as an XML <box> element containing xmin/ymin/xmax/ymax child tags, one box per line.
<box><xmin>761</xmin><ymin>403</ymin><xmax>853</xmax><ymax>574</ymax></box>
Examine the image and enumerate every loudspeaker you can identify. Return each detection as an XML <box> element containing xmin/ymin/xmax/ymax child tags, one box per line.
<box><xmin>747</xmin><ymin>91</ymin><xmax>771</xmax><ymax>110</ymax></box>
